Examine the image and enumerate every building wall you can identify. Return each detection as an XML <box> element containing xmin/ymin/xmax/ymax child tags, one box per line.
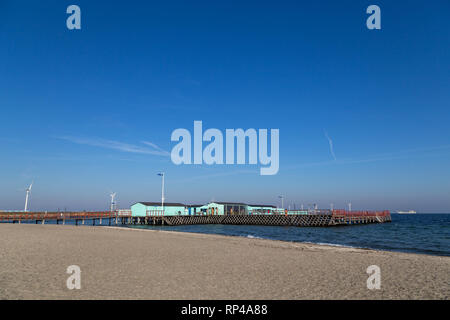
<box><xmin>131</xmin><ymin>203</ymin><xmax>187</xmax><ymax>217</ymax></box>
<box><xmin>186</xmin><ymin>206</ymin><xmax>202</xmax><ymax>215</ymax></box>
<box><xmin>196</xmin><ymin>204</ymin><xmax>209</xmax><ymax>214</ymax></box>
<box><xmin>287</xmin><ymin>210</ymin><xmax>309</xmax><ymax>215</ymax></box>
<box><xmin>206</xmin><ymin>202</ymin><xmax>225</xmax><ymax>215</ymax></box>
<box><xmin>219</xmin><ymin>203</ymin><xmax>249</xmax><ymax>215</ymax></box>
<box><xmin>131</xmin><ymin>202</ymin><xmax>283</xmax><ymax>216</ymax></box>
<box><xmin>248</xmin><ymin>206</ymin><xmax>276</xmax><ymax>214</ymax></box>
<box><xmin>191</xmin><ymin>203</ymin><xmax>246</xmax><ymax>215</ymax></box>
<box><xmin>131</xmin><ymin>203</ymin><xmax>147</xmax><ymax>217</ymax></box>
<box><xmin>149</xmin><ymin>205</ymin><xmax>186</xmax><ymax>216</ymax></box>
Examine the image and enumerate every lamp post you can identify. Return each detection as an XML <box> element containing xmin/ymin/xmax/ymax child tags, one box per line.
<box><xmin>278</xmin><ymin>195</ymin><xmax>284</xmax><ymax>211</ymax></box>
<box><xmin>157</xmin><ymin>172</ymin><xmax>165</xmax><ymax>214</ymax></box>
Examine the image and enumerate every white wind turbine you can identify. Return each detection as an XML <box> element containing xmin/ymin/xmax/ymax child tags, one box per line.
<box><xmin>24</xmin><ymin>181</ymin><xmax>33</xmax><ymax>212</ymax></box>
<box><xmin>110</xmin><ymin>192</ymin><xmax>117</xmax><ymax>212</ymax></box>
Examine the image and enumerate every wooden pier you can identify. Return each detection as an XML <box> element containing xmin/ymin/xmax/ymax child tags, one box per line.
<box><xmin>0</xmin><ymin>210</ymin><xmax>391</xmax><ymax>227</ymax></box>
<box><xmin>136</xmin><ymin>210</ymin><xmax>391</xmax><ymax>227</ymax></box>
<box><xmin>0</xmin><ymin>211</ymin><xmax>131</xmax><ymax>226</ymax></box>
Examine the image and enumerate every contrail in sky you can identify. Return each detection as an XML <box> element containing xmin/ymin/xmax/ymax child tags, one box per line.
<box><xmin>59</xmin><ymin>136</ymin><xmax>170</xmax><ymax>156</ymax></box>
<box><xmin>286</xmin><ymin>144</ymin><xmax>450</xmax><ymax>170</ymax></box>
<box><xmin>324</xmin><ymin>130</ymin><xmax>336</xmax><ymax>161</ymax></box>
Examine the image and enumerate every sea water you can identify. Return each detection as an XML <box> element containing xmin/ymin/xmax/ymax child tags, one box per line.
<box><xmin>126</xmin><ymin>213</ymin><xmax>450</xmax><ymax>256</ymax></box>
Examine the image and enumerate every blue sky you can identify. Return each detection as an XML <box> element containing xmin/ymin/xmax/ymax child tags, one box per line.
<box><xmin>1</xmin><ymin>0</ymin><xmax>449</xmax><ymax>212</ymax></box>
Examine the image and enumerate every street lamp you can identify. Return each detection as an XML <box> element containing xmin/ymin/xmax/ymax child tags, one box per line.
<box><xmin>278</xmin><ymin>195</ymin><xmax>284</xmax><ymax>211</ymax></box>
<box><xmin>157</xmin><ymin>172</ymin><xmax>165</xmax><ymax>214</ymax></box>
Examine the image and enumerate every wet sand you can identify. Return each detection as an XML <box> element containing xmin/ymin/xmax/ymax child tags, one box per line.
<box><xmin>0</xmin><ymin>224</ymin><xmax>448</xmax><ymax>299</ymax></box>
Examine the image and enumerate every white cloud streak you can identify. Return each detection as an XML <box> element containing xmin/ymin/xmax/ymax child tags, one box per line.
<box><xmin>324</xmin><ymin>130</ymin><xmax>336</xmax><ymax>161</ymax></box>
<box><xmin>141</xmin><ymin>141</ymin><xmax>168</xmax><ymax>153</ymax></box>
<box><xmin>287</xmin><ymin>144</ymin><xmax>450</xmax><ymax>170</ymax></box>
<box><xmin>59</xmin><ymin>136</ymin><xmax>170</xmax><ymax>156</ymax></box>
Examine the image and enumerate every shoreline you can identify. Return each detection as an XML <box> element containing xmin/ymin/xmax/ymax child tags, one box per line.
<box><xmin>1</xmin><ymin>223</ymin><xmax>448</xmax><ymax>299</ymax></box>
<box><xmin>108</xmin><ymin>224</ymin><xmax>450</xmax><ymax>258</ymax></box>
<box><xmin>104</xmin><ymin>225</ymin><xmax>381</xmax><ymax>254</ymax></box>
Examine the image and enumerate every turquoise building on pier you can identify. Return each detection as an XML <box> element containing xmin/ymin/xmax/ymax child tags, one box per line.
<box><xmin>131</xmin><ymin>201</ymin><xmax>278</xmax><ymax>217</ymax></box>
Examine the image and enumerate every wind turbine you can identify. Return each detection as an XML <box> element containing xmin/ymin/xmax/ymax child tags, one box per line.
<box><xmin>110</xmin><ymin>192</ymin><xmax>117</xmax><ymax>212</ymax></box>
<box><xmin>24</xmin><ymin>181</ymin><xmax>33</xmax><ymax>212</ymax></box>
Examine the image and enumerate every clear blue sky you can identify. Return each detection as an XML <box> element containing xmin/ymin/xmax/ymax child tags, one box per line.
<box><xmin>1</xmin><ymin>1</ymin><xmax>449</xmax><ymax>212</ymax></box>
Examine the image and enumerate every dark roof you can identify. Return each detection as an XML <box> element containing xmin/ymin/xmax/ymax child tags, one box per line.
<box><xmin>186</xmin><ymin>204</ymin><xmax>204</xmax><ymax>207</ymax></box>
<box><xmin>212</xmin><ymin>201</ymin><xmax>248</xmax><ymax>206</ymax></box>
<box><xmin>136</xmin><ymin>202</ymin><xmax>186</xmax><ymax>207</ymax></box>
<box><xmin>210</xmin><ymin>202</ymin><xmax>275</xmax><ymax>207</ymax></box>
<box><xmin>248</xmin><ymin>204</ymin><xmax>277</xmax><ymax>208</ymax></box>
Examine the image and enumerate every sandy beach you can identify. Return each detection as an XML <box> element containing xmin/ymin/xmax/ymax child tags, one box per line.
<box><xmin>0</xmin><ymin>224</ymin><xmax>448</xmax><ymax>299</ymax></box>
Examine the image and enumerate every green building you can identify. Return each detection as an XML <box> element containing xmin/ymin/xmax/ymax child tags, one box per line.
<box><xmin>131</xmin><ymin>202</ymin><xmax>187</xmax><ymax>217</ymax></box>
<box><xmin>131</xmin><ymin>201</ymin><xmax>279</xmax><ymax>216</ymax></box>
<box><xmin>248</xmin><ymin>204</ymin><xmax>278</xmax><ymax>214</ymax></box>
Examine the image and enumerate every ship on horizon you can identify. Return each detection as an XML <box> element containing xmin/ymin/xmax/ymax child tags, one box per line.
<box><xmin>396</xmin><ymin>210</ymin><xmax>417</xmax><ymax>214</ymax></box>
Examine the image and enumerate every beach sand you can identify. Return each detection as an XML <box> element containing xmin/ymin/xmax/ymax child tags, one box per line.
<box><xmin>0</xmin><ymin>224</ymin><xmax>448</xmax><ymax>299</ymax></box>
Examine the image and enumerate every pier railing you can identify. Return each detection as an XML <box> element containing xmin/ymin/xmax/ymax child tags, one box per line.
<box><xmin>0</xmin><ymin>211</ymin><xmax>131</xmax><ymax>222</ymax></box>
<box><xmin>0</xmin><ymin>209</ymin><xmax>391</xmax><ymax>226</ymax></box>
<box><xmin>146</xmin><ymin>210</ymin><xmax>165</xmax><ymax>217</ymax></box>
<box><xmin>331</xmin><ymin>209</ymin><xmax>390</xmax><ymax>218</ymax></box>
<box><xmin>249</xmin><ymin>209</ymin><xmax>332</xmax><ymax>215</ymax></box>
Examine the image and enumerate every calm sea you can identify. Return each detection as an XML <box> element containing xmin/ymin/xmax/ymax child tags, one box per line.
<box><xmin>125</xmin><ymin>214</ymin><xmax>450</xmax><ymax>257</ymax></box>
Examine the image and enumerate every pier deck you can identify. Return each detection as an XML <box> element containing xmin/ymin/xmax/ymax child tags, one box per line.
<box><xmin>0</xmin><ymin>210</ymin><xmax>391</xmax><ymax>227</ymax></box>
<box><xmin>0</xmin><ymin>211</ymin><xmax>126</xmax><ymax>226</ymax></box>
